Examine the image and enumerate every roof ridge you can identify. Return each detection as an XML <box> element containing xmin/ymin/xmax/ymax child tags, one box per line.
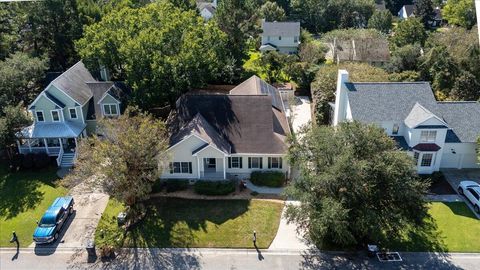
<box><xmin>50</xmin><ymin>61</ymin><xmax>84</xmax><ymax>86</ymax></box>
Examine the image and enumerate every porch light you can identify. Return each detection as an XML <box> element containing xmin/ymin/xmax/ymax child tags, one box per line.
<box><xmin>451</xmin><ymin>149</ymin><xmax>456</xmax><ymax>154</ymax></box>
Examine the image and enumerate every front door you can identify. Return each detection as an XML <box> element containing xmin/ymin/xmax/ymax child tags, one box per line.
<box><xmin>204</xmin><ymin>158</ymin><xmax>216</xmax><ymax>171</ymax></box>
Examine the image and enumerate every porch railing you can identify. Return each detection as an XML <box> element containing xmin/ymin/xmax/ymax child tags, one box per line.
<box><xmin>56</xmin><ymin>147</ymin><xmax>64</xmax><ymax>167</ymax></box>
<box><xmin>18</xmin><ymin>146</ymin><xmax>61</xmax><ymax>156</ymax></box>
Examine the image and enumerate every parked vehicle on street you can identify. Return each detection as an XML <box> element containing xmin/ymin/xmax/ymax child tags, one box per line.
<box><xmin>33</xmin><ymin>196</ymin><xmax>74</xmax><ymax>244</ymax></box>
<box><xmin>458</xmin><ymin>181</ymin><xmax>480</xmax><ymax>213</ymax></box>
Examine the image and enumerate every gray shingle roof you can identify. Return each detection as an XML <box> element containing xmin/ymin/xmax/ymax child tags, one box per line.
<box><xmin>50</xmin><ymin>61</ymin><xmax>95</xmax><ymax>105</ymax></box>
<box><xmin>345</xmin><ymin>82</ymin><xmax>480</xmax><ymax>143</ymax></box>
<box><xmin>229</xmin><ymin>75</ymin><xmax>284</xmax><ymax>112</ymax></box>
<box><xmin>262</xmin><ymin>21</ymin><xmax>300</xmax><ymax>37</ymax></box>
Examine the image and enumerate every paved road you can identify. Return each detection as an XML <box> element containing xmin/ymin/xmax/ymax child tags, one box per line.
<box><xmin>1</xmin><ymin>248</ymin><xmax>480</xmax><ymax>270</ymax></box>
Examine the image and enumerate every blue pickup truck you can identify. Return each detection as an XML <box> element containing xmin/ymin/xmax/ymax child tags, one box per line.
<box><xmin>33</xmin><ymin>196</ymin><xmax>74</xmax><ymax>244</ymax></box>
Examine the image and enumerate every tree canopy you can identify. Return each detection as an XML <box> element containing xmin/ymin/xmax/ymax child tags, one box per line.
<box><xmin>0</xmin><ymin>103</ymin><xmax>32</xmax><ymax>157</ymax></box>
<box><xmin>390</xmin><ymin>17</ymin><xmax>427</xmax><ymax>48</ymax></box>
<box><xmin>442</xmin><ymin>0</ymin><xmax>477</xmax><ymax>29</ymax></box>
<box><xmin>259</xmin><ymin>1</ymin><xmax>286</xmax><ymax>21</ymax></box>
<box><xmin>286</xmin><ymin>121</ymin><xmax>429</xmax><ymax>248</ymax></box>
<box><xmin>368</xmin><ymin>9</ymin><xmax>394</xmax><ymax>34</ymax></box>
<box><xmin>77</xmin><ymin>1</ymin><xmax>233</xmax><ymax>109</ymax></box>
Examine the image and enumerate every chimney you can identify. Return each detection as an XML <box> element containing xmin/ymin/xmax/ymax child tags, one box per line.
<box><xmin>333</xmin><ymin>70</ymin><xmax>349</xmax><ymax>126</ymax></box>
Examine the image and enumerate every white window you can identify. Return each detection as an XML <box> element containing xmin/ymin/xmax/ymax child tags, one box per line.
<box><xmin>248</xmin><ymin>157</ymin><xmax>263</xmax><ymax>169</ymax></box>
<box><xmin>268</xmin><ymin>157</ymin><xmax>283</xmax><ymax>169</ymax></box>
<box><xmin>69</xmin><ymin>108</ymin><xmax>77</xmax><ymax>119</ymax></box>
<box><xmin>51</xmin><ymin>110</ymin><xmax>60</xmax><ymax>122</ymax></box>
<box><xmin>35</xmin><ymin>111</ymin><xmax>44</xmax><ymax>122</ymax></box>
<box><xmin>420</xmin><ymin>131</ymin><xmax>436</xmax><ymax>142</ymax></box>
<box><xmin>228</xmin><ymin>157</ymin><xmax>242</xmax><ymax>169</ymax></box>
<box><xmin>169</xmin><ymin>162</ymin><xmax>192</xmax><ymax>174</ymax></box>
<box><xmin>103</xmin><ymin>104</ymin><xmax>119</xmax><ymax>116</ymax></box>
<box><xmin>414</xmin><ymin>152</ymin><xmax>420</xmax><ymax>165</ymax></box>
<box><xmin>392</xmin><ymin>124</ymin><xmax>399</xmax><ymax>135</ymax></box>
<box><xmin>420</xmin><ymin>153</ymin><xmax>433</xmax><ymax>167</ymax></box>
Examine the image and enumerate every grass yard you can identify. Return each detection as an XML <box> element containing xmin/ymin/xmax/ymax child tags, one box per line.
<box><xmin>385</xmin><ymin>202</ymin><xmax>480</xmax><ymax>252</ymax></box>
<box><xmin>0</xmin><ymin>164</ymin><xmax>67</xmax><ymax>247</ymax></box>
<box><xmin>95</xmin><ymin>198</ymin><xmax>284</xmax><ymax>249</ymax></box>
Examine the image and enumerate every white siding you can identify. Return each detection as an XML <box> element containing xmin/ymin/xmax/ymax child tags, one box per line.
<box><xmin>161</xmin><ymin>135</ymin><xmax>205</xmax><ymax>179</ymax></box>
<box><xmin>441</xmin><ymin>143</ymin><xmax>479</xmax><ymax>169</ymax></box>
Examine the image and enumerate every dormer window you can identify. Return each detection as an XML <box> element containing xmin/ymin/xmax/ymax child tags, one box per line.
<box><xmin>420</xmin><ymin>130</ymin><xmax>436</xmax><ymax>142</ymax></box>
<box><xmin>36</xmin><ymin>111</ymin><xmax>44</xmax><ymax>122</ymax></box>
<box><xmin>51</xmin><ymin>110</ymin><xmax>60</xmax><ymax>122</ymax></box>
<box><xmin>103</xmin><ymin>104</ymin><xmax>119</xmax><ymax>116</ymax></box>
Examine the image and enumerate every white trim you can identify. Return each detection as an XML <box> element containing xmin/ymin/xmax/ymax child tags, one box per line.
<box><xmin>229</xmin><ymin>153</ymin><xmax>285</xmax><ymax>156</ymax></box>
<box><xmin>197</xmin><ymin>157</ymin><xmax>201</xmax><ymax>179</ymax></box>
<box><xmin>50</xmin><ymin>109</ymin><xmax>61</xmax><ymax>122</ymax></box>
<box><xmin>167</xmin><ymin>133</ymin><xmax>210</xmax><ymax>151</ymax></box>
<box><xmin>69</xmin><ymin>107</ymin><xmax>78</xmax><ymax>119</ymax></box>
<box><xmin>97</xmin><ymin>91</ymin><xmax>120</xmax><ymax>104</ymax></box>
<box><xmin>223</xmin><ymin>157</ymin><xmax>226</xmax><ymax>179</ymax></box>
<box><xmin>101</xmin><ymin>103</ymin><xmax>120</xmax><ymax>116</ymax></box>
<box><xmin>28</xmin><ymin>92</ymin><xmax>63</xmax><ymax>110</ymax></box>
<box><xmin>35</xmin><ymin>110</ymin><xmax>45</xmax><ymax>122</ymax></box>
<box><xmin>413</xmin><ymin>115</ymin><xmax>448</xmax><ymax>129</ymax></box>
<box><xmin>192</xmin><ymin>144</ymin><xmax>228</xmax><ymax>156</ymax></box>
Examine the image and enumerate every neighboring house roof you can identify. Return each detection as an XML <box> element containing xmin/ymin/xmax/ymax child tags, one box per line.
<box><xmin>344</xmin><ymin>82</ymin><xmax>480</xmax><ymax>143</ymax></box>
<box><xmin>375</xmin><ymin>1</ymin><xmax>386</xmax><ymax>11</ymax></box>
<box><xmin>262</xmin><ymin>21</ymin><xmax>300</xmax><ymax>37</ymax></box>
<box><xmin>18</xmin><ymin>121</ymin><xmax>86</xmax><ymax>138</ymax></box>
<box><xmin>402</xmin><ymin>5</ymin><xmax>415</xmax><ymax>17</ymax></box>
<box><xmin>259</xmin><ymin>44</ymin><xmax>277</xmax><ymax>51</ymax></box>
<box><xmin>197</xmin><ymin>1</ymin><xmax>216</xmax><ymax>15</ymax></box>
<box><xmin>50</xmin><ymin>61</ymin><xmax>95</xmax><ymax>106</ymax></box>
<box><xmin>170</xmin><ymin>94</ymin><xmax>289</xmax><ymax>154</ymax></box>
<box><xmin>326</xmin><ymin>38</ymin><xmax>390</xmax><ymax>63</ymax></box>
<box><xmin>170</xmin><ymin>113</ymin><xmax>231</xmax><ymax>154</ymax></box>
<box><xmin>229</xmin><ymin>75</ymin><xmax>284</xmax><ymax>112</ymax></box>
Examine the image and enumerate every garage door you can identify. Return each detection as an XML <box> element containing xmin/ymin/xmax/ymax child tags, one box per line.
<box><xmin>441</xmin><ymin>153</ymin><xmax>459</xmax><ymax>168</ymax></box>
<box><xmin>441</xmin><ymin>153</ymin><xmax>480</xmax><ymax>169</ymax></box>
<box><xmin>461</xmin><ymin>154</ymin><xmax>480</xmax><ymax>169</ymax></box>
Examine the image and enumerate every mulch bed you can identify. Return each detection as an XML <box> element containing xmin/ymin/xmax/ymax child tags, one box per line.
<box><xmin>424</xmin><ymin>173</ymin><xmax>456</xmax><ymax>195</ymax></box>
<box><xmin>150</xmin><ymin>186</ymin><xmax>285</xmax><ymax>201</ymax></box>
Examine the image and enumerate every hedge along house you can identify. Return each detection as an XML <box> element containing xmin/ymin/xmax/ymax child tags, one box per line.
<box><xmin>16</xmin><ymin>61</ymin><xmax>127</xmax><ymax>167</ymax></box>
<box><xmin>332</xmin><ymin>70</ymin><xmax>480</xmax><ymax>174</ymax></box>
<box><xmin>163</xmin><ymin>76</ymin><xmax>291</xmax><ymax>180</ymax></box>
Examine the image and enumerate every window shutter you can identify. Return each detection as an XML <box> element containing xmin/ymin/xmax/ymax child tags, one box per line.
<box><xmin>248</xmin><ymin>157</ymin><xmax>251</xmax><ymax>169</ymax></box>
<box><xmin>228</xmin><ymin>157</ymin><xmax>231</xmax><ymax>168</ymax></box>
<box><xmin>259</xmin><ymin>157</ymin><xmax>263</xmax><ymax>169</ymax></box>
<box><xmin>239</xmin><ymin>157</ymin><xmax>243</xmax><ymax>168</ymax></box>
<box><xmin>169</xmin><ymin>162</ymin><xmax>173</xmax><ymax>174</ymax></box>
<box><xmin>189</xmin><ymin>162</ymin><xmax>192</xmax><ymax>174</ymax></box>
<box><xmin>268</xmin><ymin>157</ymin><xmax>271</xmax><ymax>169</ymax></box>
<box><xmin>279</xmin><ymin>157</ymin><xmax>282</xmax><ymax>169</ymax></box>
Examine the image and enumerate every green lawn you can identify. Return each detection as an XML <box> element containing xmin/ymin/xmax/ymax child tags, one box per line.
<box><xmin>0</xmin><ymin>164</ymin><xmax>67</xmax><ymax>247</ymax></box>
<box><xmin>385</xmin><ymin>202</ymin><xmax>480</xmax><ymax>252</ymax></box>
<box><xmin>95</xmin><ymin>198</ymin><xmax>284</xmax><ymax>249</ymax></box>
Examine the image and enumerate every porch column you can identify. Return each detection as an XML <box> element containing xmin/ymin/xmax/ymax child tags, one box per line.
<box><xmin>43</xmin><ymin>138</ymin><xmax>49</xmax><ymax>155</ymax></box>
<box><xmin>27</xmin><ymin>139</ymin><xmax>32</xmax><ymax>152</ymax></box>
<box><xmin>74</xmin><ymin>137</ymin><xmax>78</xmax><ymax>149</ymax></box>
<box><xmin>197</xmin><ymin>157</ymin><xmax>201</xmax><ymax>179</ymax></box>
<box><xmin>223</xmin><ymin>157</ymin><xmax>226</xmax><ymax>179</ymax></box>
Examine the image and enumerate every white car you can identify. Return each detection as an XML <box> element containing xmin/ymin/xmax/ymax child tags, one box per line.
<box><xmin>458</xmin><ymin>181</ymin><xmax>480</xmax><ymax>213</ymax></box>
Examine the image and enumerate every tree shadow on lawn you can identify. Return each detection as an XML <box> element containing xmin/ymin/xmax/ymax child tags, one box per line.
<box><xmin>0</xmin><ymin>165</ymin><xmax>59</xmax><ymax>219</ymax></box>
<box><xmin>126</xmin><ymin>198</ymin><xmax>250</xmax><ymax>248</ymax></box>
<box><xmin>445</xmin><ymin>201</ymin><xmax>479</xmax><ymax>220</ymax></box>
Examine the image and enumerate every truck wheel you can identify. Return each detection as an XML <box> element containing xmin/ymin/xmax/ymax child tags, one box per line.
<box><xmin>475</xmin><ymin>205</ymin><xmax>479</xmax><ymax>214</ymax></box>
<box><xmin>54</xmin><ymin>232</ymin><xmax>59</xmax><ymax>241</ymax></box>
<box><xmin>69</xmin><ymin>206</ymin><xmax>74</xmax><ymax>215</ymax></box>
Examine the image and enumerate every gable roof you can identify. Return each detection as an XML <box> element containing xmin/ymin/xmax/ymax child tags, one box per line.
<box><xmin>170</xmin><ymin>94</ymin><xmax>288</xmax><ymax>154</ymax></box>
<box><xmin>170</xmin><ymin>113</ymin><xmax>231</xmax><ymax>154</ymax></box>
<box><xmin>229</xmin><ymin>75</ymin><xmax>284</xmax><ymax>112</ymax></box>
<box><xmin>262</xmin><ymin>21</ymin><xmax>300</xmax><ymax>37</ymax></box>
<box><xmin>50</xmin><ymin>61</ymin><xmax>95</xmax><ymax>106</ymax></box>
<box><xmin>402</xmin><ymin>5</ymin><xmax>415</xmax><ymax>16</ymax></box>
<box><xmin>404</xmin><ymin>103</ymin><xmax>446</xmax><ymax>128</ymax></box>
<box><xmin>327</xmin><ymin>38</ymin><xmax>390</xmax><ymax>63</ymax></box>
<box><xmin>436</xmin><ymin>102</ymin><xmax>480</xmax><ymax>143</ymax></box>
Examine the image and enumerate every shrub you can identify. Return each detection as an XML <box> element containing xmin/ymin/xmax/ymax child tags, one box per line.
<box><xmin>33</xmin><ymin>153</ymin><xmax>50</xmax><ymax>169</ymax></box>
<box><xmin>194</xmin><ymin>180</ymin><xmax>235</xmax><ymax>196</ymax></box>
<box><xmin>165</xmin><ymin>179</ymin><xmax>189</xmax><ymax>193</ymax></box>
<box><xmin>9</xmin><ymin>153</ymin><xmax>23</xmax><ymax>171</ymax></box>
<box><xmin>250</xmin><ymin>171</ymin><xmax>285</xmax><ymax>187</ymax></box>
<box><xmin>151</xmin><ymin>179</ymin><xmax>165</xmax><ymax>193</ymax></box>
<box><xmin>22</xmin><ymin>153</ymin><xmax>35</xmax><ymax>169</ymax></box>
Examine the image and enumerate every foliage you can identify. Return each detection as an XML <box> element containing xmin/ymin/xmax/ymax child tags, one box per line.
<box><xmin>383</xmin><ymin>0</ymin><xmax>416</xmax><ymax>14</ymax></box>
<box><xmin>259</xmin><ymin>1</ymin><xmax>286</xmax><ymax>21</ymax></box>
<box><xmin>414</xmin><ymin>0</ymin><xmax>435</xmax><ymax>28</ymax></box>
<box><xmin>286</xmin><ymin>122</ymin><xmax>429</xmax><ymax>248</ymax></box>
<box><xmin>290</xmin><ymin>0</ymin><xmax>376</xmax><ymax>33</ymax></box>
<box><xmin>77</xmin><ymin>2</ymin><xmax>233</xmax><ymax>109</ymax></box>
<box><xmin>33</xmin><ymin>153</ymin><xmax>51</xmax><ymax>170</ymax></box>
<box><xmin>388</xmin><ymin>70</ymin><xmax>421</xmax><ymax>82</ymax></box>
<box><xmin>65</xmin><ymin>108</ymin><xmax>169</xmax><ymax>222</ymax></box>
<box><xmin>165</xmin><ymin>179</ymin><xmax>190</xmax><ymax>193</ymax></box>
<box><xmin>387</xmin><ymin>44</ymin><xmax>422</xmax><ymax>72</ymax></box>
<box><xmin>311</xmin><ymin>63</ymin><xmax>389</xmax><ymax>124</ymax></box>
<box><xmin>442</xmin><ymin>0</ymin><xmax>477</xmax><ymax>29</ymax></box>
<box><xmin>368</xmin><ymin>9</ymin><xmax>393</xmax><ymax>34</ymax></box>
<box><xmin>250</xmin><ymin>171</ymin><xmax>285</xmax><ymax>187</ymax></box>
<box><xmin>0</xmin><ymin>103</ymin><xmax>32</xmax><ymax>157</ymax></box>
<box><xmin>420</xmin><ymin>46</ymin><xmax>459</xmax><ymax>95</ymax></box>
<box><xmin>194</xmin><ymin>180</ymin><xmax>236</xmax><ymax>195</ymax></box>
<box><xmin>0</xmin><ymin>52</ymin><xmax>48</xmax><ymax>109</ymax></box>
<box><xmin>258</xmin><ymin>51</ymin><xmax>291</xmax><ymax>83</ymax></box>
<box><xmin>77</xmin><ymin>0</ymin><xmax>151</xmax><ymax>25</ymax></box>
<box><xmin>391</xmin><ymin>17</ymin><xmax>427</xmax><ymax>48</ymax></box>
<box><xmin>450</xmin><ymin>71</ymin><xmax>480</xmax><ymax>101</ymax></box>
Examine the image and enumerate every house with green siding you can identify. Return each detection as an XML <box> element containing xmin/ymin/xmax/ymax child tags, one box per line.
<box><xmin>16</xmin><ymin>61</ymin><xmax>126</xmax><ymax>167</ymax></box>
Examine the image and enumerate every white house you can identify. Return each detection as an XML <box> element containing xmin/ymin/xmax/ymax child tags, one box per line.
<box><xmin>332</xmin><ymin>70</ymin><xmax>480</xmax><ymax>174</ymax></box>
<box><xmin>162</xmin><ymin>76</ymin><xmax>290</xmax><ymax>180</ymax></box>
<box><xmin>197</xmin><ymin>0</ymin><xmax>217</xmax><ymax>21</ymax></box>
<box><xmin>398</xmin><ymin>4</ymin><xmax>415</xmax><ymax>19</ymax></box>
<box><xmin>260</xmin><ymin>21</ymin><xmax>300</xmax><ymax>54</ymax></box>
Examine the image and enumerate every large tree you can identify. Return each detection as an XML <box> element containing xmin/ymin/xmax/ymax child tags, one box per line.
<box><xmin>311</xmin><ymin>63</ymin><xmax>389</xmax><ymax>125</ymax></box>
<box><xmin>387</xmin><ymin>44</ymin><xmax>422</xmax><ymax>73</ymax></box>
<box><xmin>65</xmin><ymin>108</ymin><xmax>169</xmax><ymax>222</ymax></box>
<box><xmin>420</xmin><ymin>46</ymin><xmax>459</xmax><ymax>96</ymax></box>
<box><xmin>368</xmin><ymin>9</ymin><xmax>394</xmax><ymax>34</ymax></box>
<box><xmin>0</xmin><ymin>52</ymin><xmax>48</xmax><ymax>109</ymax></box>
<box><xmin>77</xmin><ymin>2</ymin><xmax>233</xmax><ymax>109</ymax></box>
<box><xmin>0</xmin><ymin>103</ymin><xmax>32</xmax><ymax>158</ymax></box>
<box><xmin>390</xmin><ymin>17</ymin><xmax>427</xmax><ymax>48</ymax></box>
<box><xmin>442</xmin><ymin>0</ymin><xmax>477</xmax><ymax>29</ymax></box>
<box><xmin>414</xmin><ymin>0</ymin><xmax>435</xmax><ymax>28</ymax></box>
<box><xmin>259</xmin><ymin>1</ymin><xmax>286</xmax><ymax>21</ymax></box>
<box><xmin>450</xmin><ymin>71</ymin><xmax>480</xmax><ymax>101</ymax></box>
<box><xmin>286</xmin><ymin>121</ymin><xmax>429</xmax><ymax>248</ymax></box>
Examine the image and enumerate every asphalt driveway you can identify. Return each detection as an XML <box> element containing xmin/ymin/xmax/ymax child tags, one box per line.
<box><xmin>442</xmin><ymin>169</ymin><xmax>480</xmax><ymax>219</ymax></box>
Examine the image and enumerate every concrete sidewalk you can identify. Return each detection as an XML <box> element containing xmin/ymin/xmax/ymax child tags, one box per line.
<box><xmin>269</xmin><ymin>201</ymin><xmax>310</xmax><ymax>251</ymax></box>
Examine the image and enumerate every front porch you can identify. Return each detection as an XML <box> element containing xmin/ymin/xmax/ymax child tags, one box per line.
<box><xmin>199</xmin><ymin>157</ymin><xmax>226</xmax><ymax>180</ymax></box>
<box><xmin>17</xmin><ymin>137</ymin><xmax>77</xmax><ymax>157</ymax></box>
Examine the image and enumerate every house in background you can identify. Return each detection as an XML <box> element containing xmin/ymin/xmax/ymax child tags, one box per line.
<box><xmin>324</xmin><ymin>37</ymin><xmax>390</xmax><ymax>66</ymax></box>
<box><xmin>163</xmin><ymin>75</ymin><xmax>290</xmax><ymax>180</ymax></box>
<box><xmin>16</xmin><ymin>61</ymin><xmax>127</xmax><ymax>167</ymax></box>
<box><xmin>260</xmin><ymin>21</ymin><xmax>300</xmax><ymax>54</ymax></box>
<box><xmin>197</xmin><ymin>0</ymin><xmax>217</xmax><ymax>21</ymax></box>
<box><xmin>332</xmin><ymin>70</ymin><xmax>480</xmax><ymax>174</ymax></box>
<box><xmin>398</xmin><ymin>4</ymin><xmax>415</xmax><ymax>19</ymax></box>
<box><xmin>398</xmin><ymin>3</ymin><xmax>443</xmax><ymax>27</ymax></box>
